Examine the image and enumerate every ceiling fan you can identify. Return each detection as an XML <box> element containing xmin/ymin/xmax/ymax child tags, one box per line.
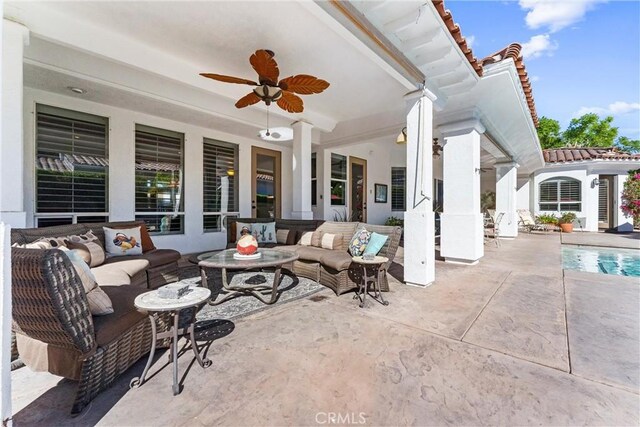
<box><xmin>200</xmin><ymin>49</ymin><xmax>330</xmax><ymax>114</ymax></box>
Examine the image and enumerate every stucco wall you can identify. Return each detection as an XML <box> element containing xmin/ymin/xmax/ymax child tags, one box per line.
<box><xmin>23</xmin><ymin>88</ymin><xmax>295</xmax><ymax>253</ymax></box>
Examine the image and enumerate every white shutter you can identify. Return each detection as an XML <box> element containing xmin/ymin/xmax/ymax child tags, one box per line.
<box><xmin>203</xmin><ymin>139</ymin><xmax>239</xmax><ymax>232</ymax></box>
<box><xmin>391</xmin><ymin>167</ymin><xmax>406</xmax><ymax>211</ymax></box>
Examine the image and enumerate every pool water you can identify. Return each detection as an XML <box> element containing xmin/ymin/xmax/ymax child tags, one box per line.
<box><xmin>562</xmin><ymin>245</ymin><xmax>640</xmax><ymax>277</ymax></box>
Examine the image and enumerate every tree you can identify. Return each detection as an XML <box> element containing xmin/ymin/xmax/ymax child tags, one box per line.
<box><xmin>562</xmin><ymin>113</ymin><xmax>618</xmax><ymax>147</ymax></box>
<box><xmin>620</xmin><ymin>169</ymin><xmax>640</xmax><ymax>228</ymax></box>
<box><xmin>616</xmin><ymin>136</ymin><xmax>640</xmax><ymax>154</ymax></box>
<box><xmin>537</xmin><ymin>116</ymin><xmax>564</xmax><ymax>149</ymax></box>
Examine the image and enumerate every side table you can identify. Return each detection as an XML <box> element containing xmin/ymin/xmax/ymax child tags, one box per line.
<box><xmin>352</xmin><ymin>256</ymin><xmax>390</xmax><ymax>308</ymax></box>
<box><xmin>131</xmin><ymin>286</ymin><xmax>211</xmax><ymax>395</ymax></box>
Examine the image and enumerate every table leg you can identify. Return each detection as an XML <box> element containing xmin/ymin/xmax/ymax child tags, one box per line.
<box><xmin>188</xmin><ymin>322</ymin><xmax>212</xmax><ymax>368</ymax></box>
<box><xmin>200</xmin><ymin>266</ymin><xmax>208</xmax><ymax>288</ymax></box>
<box><xmin>130</xmin><ymin>314</ymin><xmax>158</xmax><ymax>388</ymax></box>
<box><xmin>376</xmin><ymin>267</ymin><xmax>389</xmax><ymax>306</ymax></box>
<box><xmin>172</xmin><ymin>311</ymin><xmax>180</xmax><ymax>396</ymax></box>
<box><xmin>359</xmin><ymin>265</ymin><xmax>368</xmax><ymax>308</ymax></box>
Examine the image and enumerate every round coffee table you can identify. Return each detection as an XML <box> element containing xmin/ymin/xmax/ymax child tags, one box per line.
<box><xmin>352</xmin><ymin>255</ymin><xmax>390</xmax><ymax>308</ymax></box>
<box><xmin>196</xmin><ymin>249</ymin><xmax>299</xmax><ymax>305</ymax></box>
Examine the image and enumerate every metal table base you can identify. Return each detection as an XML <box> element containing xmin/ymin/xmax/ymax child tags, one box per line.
<box><xmin>201</xmin><ymin>266</ymin><xmax>283</xmax><ymax>305</ymax></box>
<box><xmin>355</xmin><ymin>264</ymin><xmax>389</xmax><ymax>308</ymax></box>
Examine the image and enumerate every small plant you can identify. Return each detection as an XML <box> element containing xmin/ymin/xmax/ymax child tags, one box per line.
<box><xmin>536</xmin><ymin>213</ymin><xmax>558</xmax><ymax>225</ymax></box>
<box><xmin>558</xmin><ymin>212</ymin><xmax>577</xmax><ymax>224</ymax></box>
<box><xmin>333</xmin><ymin>208</ymin><xmax>358</xmax><ymax>222</ymax></box>
<box><xmin>384</xmin><ymin>216</ymin><xmax>404</xmax><ymax>227</ymax></box>
<box><xmin>480</xmin><ymin>191</ymin><xmax>496</xmax><ymax>212</ymax></box>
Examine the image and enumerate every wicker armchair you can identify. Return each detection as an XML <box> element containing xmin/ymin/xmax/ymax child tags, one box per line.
<box><xmin>12</xmin><ymin>247</ymin><xmax>169</xmax><ymax>415</ymax></box>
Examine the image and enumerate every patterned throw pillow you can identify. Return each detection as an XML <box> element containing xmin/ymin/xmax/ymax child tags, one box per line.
<box><xmin>251</xmin><ymin>222</ymin><xmax>277</xmax><ymax>244</ymax></box>
<box><xmin>348</xmin><ymin>229</ymin><xmax>371</xmax><ymax>256</ymax></box>
<box><xmin>276</xmin><ymin>229</ymin><xmax>290</xmax><ymax>245</ymax></box>
<box><xmin>60</xmin><ymin>248</ymin><xmax>114</xmax><ymax>315</ymax></box>
<box><xmin>29</xmin><ymin>236</ymin><xmax>68</xmax><ymax>249</ymax></box>
<box><xmin>363</xmin><ymin>232</ymin><xmax>389</xmax><ymax>256</ymax></box>
<box><xmin>66</xmin><ymin>230</ymin><xmax>99</xmax><ymax>244</ymax></box>
<box><xmin>103</xmin><ymin>226</ymin><xmax>143</xmax><ymax>257</ymax></box>
<box><xmin>67</xmin><ymin>241</ymin><xmax>106</xmax><ymax>267</ymax></box>
<box><xmin>320</xmin><ymin>233</ymin><xmax>343</xmax><ymax>250</ymax></box>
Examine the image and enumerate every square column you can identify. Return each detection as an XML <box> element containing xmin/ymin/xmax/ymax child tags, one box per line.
<box><xmin>290</xmin><ymin>121</ymin><xmax>313</xmax><ymax>220</ymax></box>
<box><xmin>495</xmin><ymin>162</ymin><xmax>519</xmax><ymax>238</ymax></box>
<box><xmin>404</xmin><ymin>90</ymin><xmax>436</xmax><ymax>287</ymax></box>
<box><xmin>0</xmin><ymin>20</ymin><xmax>29</xmax><ymax>227</ymax></box>
<box><xmin>439</xmin><ymin>119</ymin><xmax>484</xmax><ymax>264</ymax></box>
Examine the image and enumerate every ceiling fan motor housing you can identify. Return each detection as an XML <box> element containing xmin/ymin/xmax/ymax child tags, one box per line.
<box><xmin>253</xmin><ymin>84</ymin><xmax>282</xmax><ymax>105</ymax></box>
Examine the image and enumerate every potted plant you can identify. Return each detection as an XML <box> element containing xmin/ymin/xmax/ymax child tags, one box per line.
<box><xmin>558</xmin><ymin>212</ymin><xmax>577</xmax><ymax>233</ymax></box>
<box><xmin>536</xmin><ymin>213</ymin><xmax>558</xmax><ymax>231</ymax></box>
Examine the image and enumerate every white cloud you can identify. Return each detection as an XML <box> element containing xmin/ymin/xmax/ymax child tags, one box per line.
<box><xmin>519</xmin><ymin>0</ymin><xmax>606</xmax><ymax>33</ymax></box>
<box><xmin>466</xmin><ymin>35</ymin><xmax>476</xmax><ymax>49</ymax></box>
<box><xmin>520</xmin><ymin>34</ymin><xmax>558</xmax><ymax>59</ymax></box>
<box><xmin>573</xmin><ymin>101</ymin><xmax>640</xmax><ymax>118</ymax></box>
<box><xmin>530</xmin><ymin>75</ymin><xmax>541</xmax><ymax>82</ymax></box>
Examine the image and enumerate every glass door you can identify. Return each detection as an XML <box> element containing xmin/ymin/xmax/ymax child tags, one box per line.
<box><xmin>349</xmin><ymin>157</ymin><xmax>367</xmax><ymax>222</ymax></box>
<box><xmin>252</xmin><ymin>147</ymin><xmax>281</xmax><ymax>218</ymax></box>
<box><xmin>598</xmin><ymin>175</ymin><xmax>612</xmax><ymax>229</ymax></box>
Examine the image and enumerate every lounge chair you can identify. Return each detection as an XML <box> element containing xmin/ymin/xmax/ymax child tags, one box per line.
<box><xmin>484</xmin><ymin>212</ymin><xmax>504</xmax><ymax>247</ymax></box>
<box><xmin>517</xmin><ymin>209</ymin><xmax>546</xmax><ymax>233</ymax></box>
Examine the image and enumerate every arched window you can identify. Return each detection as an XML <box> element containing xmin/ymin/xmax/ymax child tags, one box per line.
<box><xmin>539</xmin><ymin>177</ymin><xmax>581</xmax><ymax>211</ymax></box>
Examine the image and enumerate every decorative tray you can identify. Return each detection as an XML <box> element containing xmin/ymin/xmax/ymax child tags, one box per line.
<box><xmin>233</xmin><ymin>251</ymin><xmax>262</xmax><ymax>260</ymax></box>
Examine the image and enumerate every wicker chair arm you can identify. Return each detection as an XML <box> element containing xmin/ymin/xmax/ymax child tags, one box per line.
<box><xmin>12</xmin><ymin>247</ymin><xmax>96</xmax><ymax>355</ymax></box>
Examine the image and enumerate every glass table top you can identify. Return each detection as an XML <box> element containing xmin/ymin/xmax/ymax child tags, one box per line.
<box><xmin>196</xmin><ymin>248</ymin><xmax>298</xmax><ymax>268</ymax></box>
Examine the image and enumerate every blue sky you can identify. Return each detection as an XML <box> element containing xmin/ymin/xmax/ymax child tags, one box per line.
<box><xmin>446</xmin><ymin>0</ymin><xmax>640</xmax><ymax>140</ymax></box>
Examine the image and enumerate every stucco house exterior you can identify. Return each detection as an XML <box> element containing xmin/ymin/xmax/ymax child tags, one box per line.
<box><xmin>516</xmin><ymin>148</ymin><xmax>640</xmax><ymax>232</ymax></box>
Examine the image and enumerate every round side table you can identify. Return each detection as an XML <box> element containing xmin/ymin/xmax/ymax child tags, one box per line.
<box><xmin>352</xmin><ymin>256</ymin><xmax>390</xmax><ymax>308</ymax></box>
<box><xmin>131</xmin><ymin>286</ymin><xmax>211</xmax><ymax>395</ymax></box>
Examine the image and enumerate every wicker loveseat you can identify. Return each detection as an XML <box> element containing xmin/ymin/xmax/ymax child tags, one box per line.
<box><xmin>228</xmin><ymin>219</ymin><xmax>402</xmax><ymax>295</ymax></box>
<box><xmin>11</xmin><ymin>220</ymin><xmax>178</xmax><ymax>415</ymax></box>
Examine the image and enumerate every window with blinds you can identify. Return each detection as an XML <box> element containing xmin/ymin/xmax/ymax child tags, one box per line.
<box><xmin>391</xmin><ymin>167</ymin><xmax>406</xmax><ymax>211</ymax></box>
<box><xmin>203</xmin><ymin>139</ymin><xmax>239</xmax><ymax>232</ymax></box>
<box><xmin>330</xmin><ymin>153</ymin><xmax>347</xmax><ymax>206</ymax></box>
<box><xmin>134</xmin><ymin>125</ymin><xmax>184</xmax><ymax>234</ymax></box>
<box><xmin>35</xmin><ymin>104</ymin><xmax>109</xmax><ymax>227</ymax></box>
<box><xmin>311</xmin><ymin>152</ymin><xmax>317</xmax><ymax>206</ymax></box>
<box><xmin>539</xmin><ymin>177</ymin><xmax>581</xmax><ymax>211</ymax></box>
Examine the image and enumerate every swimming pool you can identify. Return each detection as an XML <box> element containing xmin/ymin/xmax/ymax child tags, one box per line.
<box><xmin>562</xmin><ymin>245</ymin><xmax>640</xmax><ymax>277</ymax></box>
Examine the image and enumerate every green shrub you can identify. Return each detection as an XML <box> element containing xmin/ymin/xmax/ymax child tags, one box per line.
<box><xmin>384</xmin><ymin>216</ymin><xmax>404</xmax><ymax>227</ymax></box>
<box><xmin>536</xmin><ymin>213</ymin><xmax>558</xmax><ymax>224</ymax></box>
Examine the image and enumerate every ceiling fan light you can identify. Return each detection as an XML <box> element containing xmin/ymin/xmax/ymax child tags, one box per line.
<box><xmin>253</xmin><ymin>85</ymin><xmax>282</xmax><ymax>102</ymax></box>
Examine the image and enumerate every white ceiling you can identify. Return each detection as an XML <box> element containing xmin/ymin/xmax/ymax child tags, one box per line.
<box><xmin>9</xmin><ymin>1</ymin><xmax>409</xmax><ymax>128</ymax></box>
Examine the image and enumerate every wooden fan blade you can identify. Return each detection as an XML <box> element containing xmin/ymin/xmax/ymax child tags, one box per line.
<box><xmin>200</xmin><ymin>73</ymin><xmax>257</xmax><ymax>86</ymax></box>
<box><xmin>235</xmin><ymin>92</ymin><xmax>262</xmax><ymax>109</ymax></box>
<box><xmin>278</xmin><ymin>74</ymin><xmax>330</xmax><ymax>95</ymax></box>
<box><xmin>250</xmin><ymin>50</ymin><xmax>279</xmax><ymax>85</ymax></box>
<box><xmin>276</xmin><ymin>91</ymin><xmax>304</xmax><ymax>113</ymax></box>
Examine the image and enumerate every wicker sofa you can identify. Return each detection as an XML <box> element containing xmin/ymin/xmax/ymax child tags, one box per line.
<box><xmin>11</xmin><ymin>220</ymin><xmax>178</xmax><ymax>414</ymax></box>
<box><xmin>228</xmin><ymin>219</ymin><xmax>402</xmax><ymax>295</ymax></box>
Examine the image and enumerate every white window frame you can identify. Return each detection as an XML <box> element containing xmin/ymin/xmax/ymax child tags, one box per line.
<box><xmin>330</xmin><ymin>153</ymin><xmax>347</xmax><ymax>206</ymax></box>
<box><xmin>538</xmin><ymin>177</ymin><xmax>582</xmax><ymax>212</ymax></box>
<box><xmin>203</xmin><ymin>138</ymin><xmax>240</xmax><ymax>233</ymax></box>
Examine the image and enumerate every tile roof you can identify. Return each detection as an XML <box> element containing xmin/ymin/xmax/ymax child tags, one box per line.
<box><xmin>432</xmin><ymin>2</ymin><xmax>538</xmax><ymax>127</ymax></box>
<box><xmin>36</xmin><ymin>154</ymin><xmax>180</xmax><ymax>172</ymax></box>
<box><xmin>432</xmin><ymin>0</ymin><xmax>483</xmax><ymax>77</ymax></box>
<box><xmin>481</xmin><ymin>43</ymin><xmax>538</xmax><ymax>127</ymax></box>
<box><xmin>543</xmin><ymin>148</ymin><xmax>640</xmax><ymax>163</ymax></box>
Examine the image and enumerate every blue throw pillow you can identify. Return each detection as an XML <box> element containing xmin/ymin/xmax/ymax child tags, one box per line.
<box><xmin>363</xmin><ymin>232</ymin><xmax>388</xmax><ymax>256</ymax></box>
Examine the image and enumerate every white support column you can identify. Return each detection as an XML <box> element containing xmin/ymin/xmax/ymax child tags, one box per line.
<box><xmin>0</xmin><ymin>20</ymin><xmax>29</xmax><ymax>228</ymax></box>
<box><xmin>404</xmin><ymin>90</ymin><xmax>436</xmax><ymax>287</ymax></box>
<box><xmin>291</xmin><ymin>121</ymin><xmax>313</xmax><ymax>220</ymax></box>
<box><xmin>439</xmin><ymin>119</ymin><xmax>484</xmax><ymax>264</ymax></box>
<box><xmin>495</xmin><ymin>161</ymin><xmax>519</xmax><ymax>238</ymax></box>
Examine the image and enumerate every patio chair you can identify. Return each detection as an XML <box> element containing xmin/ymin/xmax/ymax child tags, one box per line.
<box><xmin>517</xmin><ymin>209</ymin><xmax>546</xmax><ymax>233</ymax></box>
<box><xmin>484</xmin><ymin>212</ymin><xmax>504</xmax><ymax>247</ymax></box>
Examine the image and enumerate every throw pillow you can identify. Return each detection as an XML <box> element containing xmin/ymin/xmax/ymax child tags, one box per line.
<box><xmin>111</xmin><ymin>224</ymin><xmax>156</xmax><ymax>252</ymax></box>
<box><xmin>235</xmin><ymin>222</ymin><xmax>252</xmax><ymax>240</ymax></box>
<box><xmin>30</xmin><ymin>236</ymin><xmax>68</xmax><ymax>249</ymax></box>
<box><xmin>299</xmin><ymin>231</ymin><xmax>313</xmax><ymax>246</ymax></box>
<box><xmin>103</xmin><ymin>226</ymin><xmax>143</xmax><ymax>257</ymax></box>
<box><xmin>60</xmin><ymin>248</ymin><xmax>114</xmax><ymax>315</ymax></box>
<box><xmin>348</xmin><ymin>228</ymin><xmax>371</xmax><ymax>257</ymax></box>
<box><xmin>276</xmin><ymin>229</ymin><xmax>290</xmax><ymax>245</ymax></box>
<box><xmin>251</xmin><ymin>222</ymin><xmax>277</xmax><ymax>244</ymax></box>
<box><xmin>363</xmin><ymin>232</ymin><xmax>389</xmax><ymax>256</ymax></box>
<box><xmin>66</xmin><ymin>230</ymin><xmax>99</xmax><ymax>244</ymax></box>
<box><xmin>67</xmin><ymin>241</ymin><xmax>106</xmax><ymax>267</ymax></box>
<box><xmin>12</xmin><ymin>240</ymin><xmax>53</xmax><ymax>249</ymax></box>
<box><xmin>320</xmin><ymin>233</ymin><xmax>343</xmax><ymax>250</ymax></box>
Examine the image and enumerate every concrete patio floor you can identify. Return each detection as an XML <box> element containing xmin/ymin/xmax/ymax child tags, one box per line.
<box><xmin>11</xmin><ymin>232</ymin><xmax>640</xmax><ymax>426</ymax></box>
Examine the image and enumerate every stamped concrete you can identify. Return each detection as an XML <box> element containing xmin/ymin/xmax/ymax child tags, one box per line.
<box><xmin>10</xmin><ymin>233</ymin><xmax>640</xmax><ymax>425</ymax></box>
<box><xmin>561</xmin><ymin>231</ymin><xmax>640</xmax><ymax>249</ymax></box>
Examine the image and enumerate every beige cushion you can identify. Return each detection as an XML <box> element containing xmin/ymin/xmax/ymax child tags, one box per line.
<box><xmin>320</xmin><ymin>233</ymin><xmax>343</xmax><ymax>250</ymax></box>
<box><xmin>316</xmin><ymin>222</ymin><xmax>358</xmax><ymax>248</ymax></box>
<box><xmin>92</xmin><ymin>259</ymin><xmax>149</xmax><ymax>286</ymax></box>
<box><xmin>299</xmin><ymin>231</ymin><xmax>313</xmax><ymax>246</ymax></box>
<box><xmin>276</xmin><ymin>229</ymin><xmax>290</xmax><ymax>245</ymax></box>
<box><xmin>66</xmin><ymin>230</ymin><xmax>99</xmax><ymax>244</ymax></box>
<box><xmin>319</xmin><ymin>251</ymin><xmax>353</xmax><ymax>271</ymax></box>
<box><xmin>60</xmin><ymin>248</ymin><xmax>114</xmax><ymax>315</ymax></box>
<box><xmin>68</xmin><ymin>241</ymin><xmax>105</xmax><ymax>267</ymax></box>
<box><xmin>101</xmin><ymin>248</ymin><xmax>180</xmax><ymax>268</ymax></box>
<box><xmin>295</xmin><ymin>246</ymin><xmax>327</xmax><ymax>262</ymax></box>
<box><xmin>16</xmin><ymin>334</ymin><xmax>83</xmax><ymax>380</ymax></box>
<box><xmin>12</xmin><ymin>240</ymin><xmax>52</xmax><ymax>249</ymax></box>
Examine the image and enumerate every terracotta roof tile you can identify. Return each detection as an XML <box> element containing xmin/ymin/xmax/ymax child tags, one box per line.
<box><xmin>480</xmin><ymin>43</ymin><xmax>539</xmax><ymax>127</ymax></box>
<box><xmin>543</xmin><ymin>148</ymin><xmax>640</xmax><ymax>164</ymax></box>
<box><xmin>432</xmin><ymin>0</ymin><xmax>483</xmax><ymax>77</ymax></box>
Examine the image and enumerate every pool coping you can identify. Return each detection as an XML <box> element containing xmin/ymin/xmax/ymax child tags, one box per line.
<box><xmin>563</xmin><ymin>269</ymin><xmax>640</xmax><ymax>286</ymax></box>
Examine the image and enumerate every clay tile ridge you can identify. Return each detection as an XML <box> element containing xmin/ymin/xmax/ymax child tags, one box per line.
<box><xmin>543</xmin><ymin>147</ymin><xmax>640</xmax><ymax>163</ymax></box>
<box><xmin>432</xmin><ymin>0</ymin><xmax>484</xmax><ymax>77</ymax></box>
<box><xmin>481</xmin><ymin>43</ymin><xmax>539</xmax><ymax>128</ymax></box>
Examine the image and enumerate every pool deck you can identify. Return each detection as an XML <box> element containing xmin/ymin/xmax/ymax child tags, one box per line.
<box><xmin>562</xmin><ymin>230</ymin><xmax>640</xmax><ymax>249</ymax></box>
<box><xmin>10</xmin><ymin>232</ymin><xmax>640</xmax><ymax>426</ymax></box>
